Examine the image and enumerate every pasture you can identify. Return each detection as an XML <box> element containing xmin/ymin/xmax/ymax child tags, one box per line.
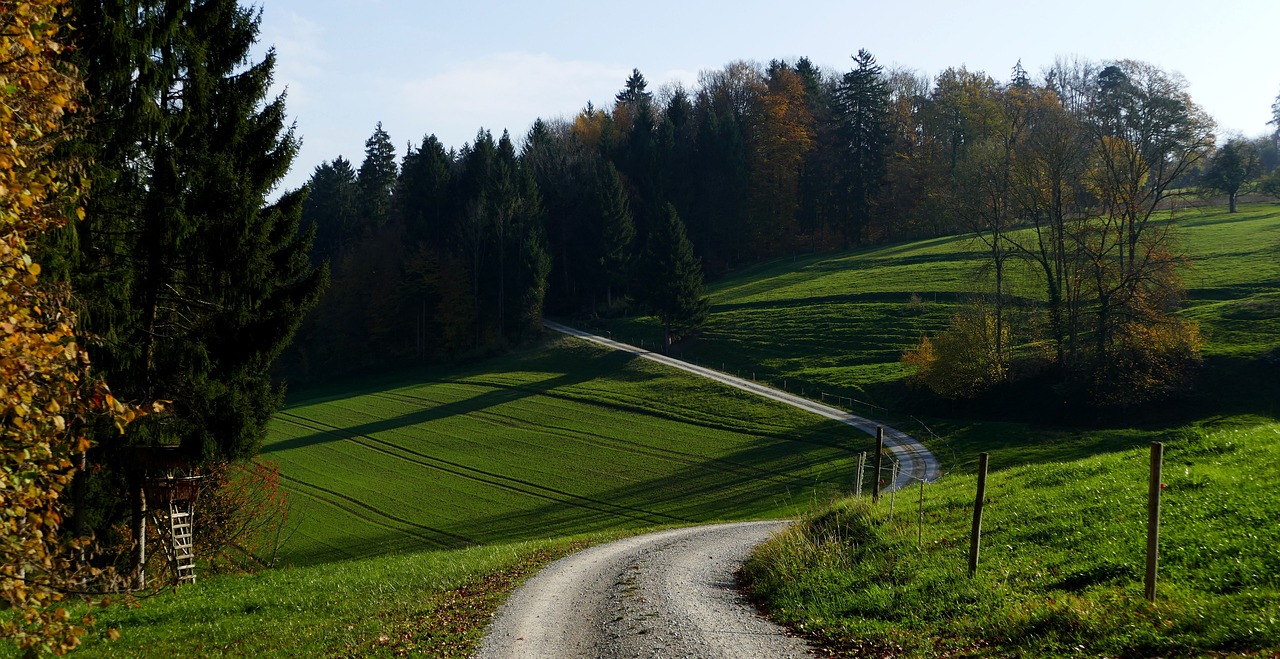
<box><xmin>266</xmin><ymin>339</ymin><xmax>867</xmax><ymax>565</ymax></box>
<box><xmin>746</xmin><ymin>416</ymin><xmax>1280</xmax><ymax>656</ymax></box>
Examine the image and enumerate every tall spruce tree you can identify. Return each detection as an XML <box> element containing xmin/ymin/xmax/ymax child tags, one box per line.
<box><xmin>592</xmin><ymin>162</ymin><xmax>636</xmax><ymax>309</ymax></box>
<box><xmin>303</xmin><ymin>157</ymin><xmax>360</xmax><ymax>264</ymax></box>
<box><xmin>57</xmin><ymin>0</ymin><xmax>326</xmax><ymax>561</ymax></box>
<box><xmin>643</xmin><ymin>204</ymin><xmax>708</xmax><ymax>350</ymax></box>
<box><xmin>358</xmin><ymin>122</ymin><xmax>399</xmax><ymax>228</ymax></box>
<box><xmin>834</xmin><ymin>49</ymin><xmax>891</xmax><ymax>244</ymax></box>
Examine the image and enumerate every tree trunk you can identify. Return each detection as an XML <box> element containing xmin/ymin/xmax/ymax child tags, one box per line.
<box><xmin>129</xmin><ymin>478</ymin><xmax>147</xmax><ymax>590</ymax></box>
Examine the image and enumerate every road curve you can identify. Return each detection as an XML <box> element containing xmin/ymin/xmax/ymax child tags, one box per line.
<box><xmin>543</xmin><ymin>320</ymin><xmax>940</xmax><ymax>488</ymax></box>
<box><xmin>476</xmin><ymin>521</ymin><xmax>813</xmax><ymax>659</ymax></box>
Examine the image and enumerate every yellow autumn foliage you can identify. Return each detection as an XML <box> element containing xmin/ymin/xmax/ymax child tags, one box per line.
<box><xmin>902</xmin><ymin>301</ymin><xmax>1010</xmax><ymax>399</ymax></box>
<box><xmin>1</xmin><ymin>1</ymin><xmax>139</xmax><ymax>653</ymax></box>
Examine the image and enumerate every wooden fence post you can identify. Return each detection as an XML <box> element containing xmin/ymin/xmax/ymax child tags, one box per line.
<box><xmin>889</xmin><ymin>461</ymin><xmax>899</xmax><ymax>523</ymax></box>
<box><xmin>917</xmin><ymin>477</ymin><xmax>925</xmax><ymax>547</ymax></box>
<box><xmin>1146</xmin><ymin>442</ymin><xmax>1164</xmax><ymax>601</ymax></box>
<box><xmin>855</xmin><ymin>451</ymin><xmax>866</xmax><ymax>496</ymax></box>
<box><xmin>968</xmin><ymin>452</ymin><xmax>989</xmax><ymax>577</ymax></box>
<box><xmin>872</xmin><ymin>428</ymin><xmax>885</xmax><ymax>502</ymax></box>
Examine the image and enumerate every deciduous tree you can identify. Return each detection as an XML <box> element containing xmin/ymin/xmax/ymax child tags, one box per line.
<box><xmin>1</xmin><ymin>1</ymin><xmax>140</xmax><ymax>651</ymax></box>
<box><xmin>1201</xmin><ymin>137</ymin><xmax>1261</xmax><ymax>212</ymax></box>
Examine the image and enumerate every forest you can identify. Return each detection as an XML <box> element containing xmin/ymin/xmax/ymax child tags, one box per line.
<box><xmin>285</xmin><ymin>53</ymin><xmax>1278</xmax><ymax>407</ymax></box>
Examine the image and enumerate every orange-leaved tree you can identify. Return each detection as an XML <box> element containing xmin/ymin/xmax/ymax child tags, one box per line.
<box><xmin>1</xmin><ymin>1</ymin><xmax>140</xmax><ymax>653</ymax></box>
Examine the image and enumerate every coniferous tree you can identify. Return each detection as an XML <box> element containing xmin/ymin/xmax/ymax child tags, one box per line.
<box><xmin>643</xmin><ymin>204</ymin><xmax>708</xmax><ymax>350</ymax></box>
<box><xmin>302</xmin><ymin>157</ymin><xmax>359</xmax><ymax>264</ymax></box>
<box><xmin>834</xmin><ymin>49</ymin><xmax>892</xmax><ymax>244</ymax></box>
<box><xmin>358</xmin><ymin>122</ymin><xmax>398</xmax><ymax>227</ymax></box>
<box><xmin>395</xmin><ymin>135</ymin><xmax>453</xmax><ymax>247</ymax></box>
<box><xmin>56</xmin><ymin>0</ymin><xmax>326</xmax><ymax>568</ymax></box>
<box><xmin>592</xmin><ymin>162</ymin><xmax>636</xmax><ymax>309</ymax></box>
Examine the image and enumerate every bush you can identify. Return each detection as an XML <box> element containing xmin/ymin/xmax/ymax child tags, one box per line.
<box><xmin>902</xmin><ymin>301</ymin><xmax>1009</xmax><ymax>399</ymax></box>
<box><xmin>1091</xmin><ymin>316</ymin><xmax>1203</xmax><ymax>407</ymax></box>
<box><xmin>195</xmin><ymin>461</ymin><xmax>292</xmax><ymax>574</ymax></box>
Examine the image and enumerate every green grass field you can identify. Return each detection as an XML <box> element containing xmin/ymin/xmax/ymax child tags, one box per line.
<box><xmin>27</xmin><ymin>202</ymin><xmax>1276</xmax><ymax>657</ymax></box>
<box><xmin>266</xmin><ymin>338</ymin><xmax>867</xmax><ymax>566</ymax></box>
<box><xmin>58</xmin><ymin>532</ymin><xmax>627</xmax><ymax>658</ymax></box>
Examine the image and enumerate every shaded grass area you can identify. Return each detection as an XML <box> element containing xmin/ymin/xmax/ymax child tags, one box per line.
<box><xmin>52</xmin><ymin>531</ymin><xmax>631</xmax><ymax>658</ymax></box>
<box><xmin>744</xmin><ymin>416</ymin><xmax>1280</xmax><ymax>657</ymax></box>
<box><xmin>267</xmin><ymin>337</ymin><xmax>865</xmax><ymax>566</ymax></box>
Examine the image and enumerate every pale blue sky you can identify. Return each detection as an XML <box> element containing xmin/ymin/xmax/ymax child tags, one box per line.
<box><xmin>254</xmin><ymin>0</ymin><xmax>1280</xmax><ymax>193</ymax></box>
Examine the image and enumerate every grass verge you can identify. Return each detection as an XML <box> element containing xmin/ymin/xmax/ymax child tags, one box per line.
<box><xmin>41</xmin><ymin>529</ymin><xmax>643</xmax><ymax>658</ymax></box>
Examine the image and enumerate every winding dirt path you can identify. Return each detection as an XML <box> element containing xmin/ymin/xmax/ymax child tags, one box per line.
<box><xmin>475</xmin><ymin>323</ymin><xmax>943</xmax><ymax>657</ymax></box>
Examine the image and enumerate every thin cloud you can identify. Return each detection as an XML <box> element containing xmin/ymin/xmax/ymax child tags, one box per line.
<box><xmin>260</xmin><ymin>10</ymin><xmax>328</xmax><ymax>107</ymax></box>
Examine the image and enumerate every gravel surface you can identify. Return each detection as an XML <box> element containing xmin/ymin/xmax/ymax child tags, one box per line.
<box><xmin>475</xmin><ymin>322</ymin><xmax>942</xmax><ymax>657</ymax></box>
<box><xmin>544</xmin><ymin>320</ymin><xmax>940</xmax><ymax>487</ymax></box>
<box><xmin>476</xmin><ymin>521</ymin><xmax>813</xmax><ymax>658</ymax></box>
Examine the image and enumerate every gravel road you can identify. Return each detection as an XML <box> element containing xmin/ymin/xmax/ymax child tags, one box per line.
<box><xmin>475</xmin><ymin>322</ymin><xmax>942</xmax><ymax>657</ymax></box>
<box><xmin>543</xmin><ymin>320</ymin><xmax>940</xmax><ymax>487</ymax></box>
<box><xmin>476</xmin><ymin>520</ymin><xmax>813</xmax><ymax>658</ymax></box>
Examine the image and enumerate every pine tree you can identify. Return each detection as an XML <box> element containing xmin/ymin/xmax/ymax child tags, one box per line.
<box><xmin>592</xmin><ymin>162</ymin><xmax>636</xmax><ymax>309</ymax></box>
<box><xmin>56</xmin><ymin>0</ymin><xmax>326</xmax><ymax>567</ymax></box>
<box><xmin>643</xmin><ymin>204</ymin><xmax>708</xmax><ymax>350</ymax></box>
<box><xmin>358</xmin><ymin>122</ymin><xmax>399</xmax><ymax>227</ymax></box>
<box><xmin>303</xmin><ymin>157</ymin><xmax>360</xmax><ymax>263</ymax></box>
<box><xmin>834</xmin><ymin>49</ymin><xmax>891</xmax><ymax>244</ymax></box>
<box><xmin>395</xmin><ymin>135</ymin><xmax>453</xmax><ymax>247</ymax></box>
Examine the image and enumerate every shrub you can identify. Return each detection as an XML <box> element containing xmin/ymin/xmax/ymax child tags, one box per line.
<box><xmin>195</xmin><ymin>461</ymin><xmax>292</xmax><ymax>574</ymax></box>
<box><xmin>902</xmin><ymin>301</ymin><xmax>1009</xmax><ymax>399</ymax></box>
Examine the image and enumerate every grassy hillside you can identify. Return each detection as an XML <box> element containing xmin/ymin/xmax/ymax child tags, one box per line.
<box><xmin>745</xmin><ymin>416</ymin><xmax>1280</xmax><ymax>656</ymax></box>
<box><xmin>586</xmin><ymin>202</ymin><xmax>1280</xmax><ymax>451</ymax></box>
<box><xmin>267</xmin><ymin>338</ymin><xmax>865</xmax><ymax>565</ymax></box>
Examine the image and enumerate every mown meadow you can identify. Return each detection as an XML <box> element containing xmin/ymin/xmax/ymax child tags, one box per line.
<box><xmin>266</xmin><ymin>339</ymin><xmax>867</xmax><ymax>566</ymax></box>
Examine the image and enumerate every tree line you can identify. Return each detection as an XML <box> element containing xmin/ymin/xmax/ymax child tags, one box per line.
<box><xmin>286</xmin><ymin>54</ymin><xmax>1276</xmax><ymax>395</ymax></box>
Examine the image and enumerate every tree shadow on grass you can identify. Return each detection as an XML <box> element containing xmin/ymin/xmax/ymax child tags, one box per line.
<box><xmin>274</xmin><ymin>417</ymin><xmax>870</xmax><ymax>566</ymax></box>
<box><xmin>264</xmin><ymin>353</ymin><xmax>633</xmax><ymax>454</ymax></box>
<box><xmin>433</xmin><ymin>420</ymin><xmax>873</xmax><ymax>545</ymax></box>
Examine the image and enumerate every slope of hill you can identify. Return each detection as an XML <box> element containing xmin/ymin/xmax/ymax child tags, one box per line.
<box><xmin>745</xmin><ymin>416</ymin><xmax>1280</xmax><ymax>656</ymax></box>
<box><xmin>45</xmin><ymin>202</ymin><xmax>1276</xmax><ymax>657</ymax></box>
<box><xmin>588</xmin><ymin>202</ymin><xmax>1280</xmax><ymax>458</ymax></box>
<box><xmin>266</xmin><ymin>338</ymin><xmax>867</xmax><ymax>565</ymax></box>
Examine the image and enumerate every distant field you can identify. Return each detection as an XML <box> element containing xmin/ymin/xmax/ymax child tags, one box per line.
<box><xmin>266</xmin><ymin>339</ymin><xmax>865</xmax><ymax>566</ymax></box>
<box><xmin>1178</xmin><ymin>204</ymin><xmax>1280</xmax><ymax>359</ymax></box>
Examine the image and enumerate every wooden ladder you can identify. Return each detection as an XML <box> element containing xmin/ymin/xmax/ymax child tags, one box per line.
<box><xmin>159</xmin><ymin>499</ymin><xmax>196</xmax><ymax>584</ymax></box>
